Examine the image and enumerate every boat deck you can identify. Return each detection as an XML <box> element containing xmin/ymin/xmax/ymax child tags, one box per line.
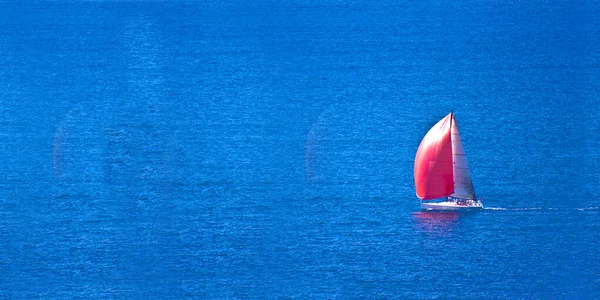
<box><xmin>421</xmin><ymin>201</ymin><xmax>483</xmax><ymax>211</ymax></box>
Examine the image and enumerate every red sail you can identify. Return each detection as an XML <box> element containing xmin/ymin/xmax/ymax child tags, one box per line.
<box><xmin>414</xmin><ymin>113</ymin><xmax>454</xmax><ymax>200</ymax></box>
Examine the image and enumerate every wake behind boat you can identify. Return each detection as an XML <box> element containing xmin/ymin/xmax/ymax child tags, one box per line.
<box><xmin>414</xmin><ymin>112</ymin><xmax>483</xmax><ymax>211</ymax></box>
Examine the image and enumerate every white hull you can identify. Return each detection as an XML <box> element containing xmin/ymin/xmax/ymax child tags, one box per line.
<box><xmin>421</xmin><ymin>201</ymin><xmax>483</xmax><ymax>211</ymax></box>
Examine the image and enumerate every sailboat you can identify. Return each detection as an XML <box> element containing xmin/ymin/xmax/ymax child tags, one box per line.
<box><xmin>414</xmin><ymin>112</ymin><xmax>483</xmax><ymax>211</ymax></box>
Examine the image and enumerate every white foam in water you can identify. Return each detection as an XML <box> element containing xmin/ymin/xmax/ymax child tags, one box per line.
<box><xmin>483</xmin><ymin>207</ymin><xmax>541</xmax><ymax>211</ymax></box>
<box><xmin>485</xmin><ymin>207</ymin><xmax>600</xmax><ymax>211</ymax></box>
<box><xmin>484</xmin><ymin>207</ymin><xmax>507</xmax><ymax>210</ymax></box>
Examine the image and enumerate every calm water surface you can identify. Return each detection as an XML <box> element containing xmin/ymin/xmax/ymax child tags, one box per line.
<box><xmin>1</xmin><ymin>1</ymin><xmax>599</xmax><ymax>298</ymax></box>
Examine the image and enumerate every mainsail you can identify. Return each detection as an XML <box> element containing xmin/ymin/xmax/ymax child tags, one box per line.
<box><xmin>414</xmin><ymin>112</ymin><xmax>475</xmax><ymax>200</ymax></box>
<box><xmin>450</xmin><ymin>116</ymin><xmax>475</xmax><ymax>199</ymax></box>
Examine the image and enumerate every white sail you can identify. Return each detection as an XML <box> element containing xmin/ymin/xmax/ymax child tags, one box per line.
<box><xmin>450</xmin><ymin>115</ymin><xmax>476</xmax><ymax>199</ymax></box>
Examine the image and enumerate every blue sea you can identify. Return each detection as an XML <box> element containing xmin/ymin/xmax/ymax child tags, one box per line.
<box><xmin>1</xmin><ymin>1</ymin><xmax>600</xmax><ymax>298</ymax></box>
